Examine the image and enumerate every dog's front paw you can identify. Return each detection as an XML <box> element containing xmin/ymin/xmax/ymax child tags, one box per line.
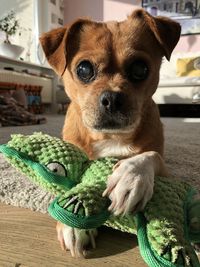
<box><xmin>103</xmin><ymin>154</ymin><xmax>154</xmax><ymax>216</ymax></box>
<box><xmin>56</xmin><ymin>222</ymin><xmax>97</xmax><ymax>257</ymax></box>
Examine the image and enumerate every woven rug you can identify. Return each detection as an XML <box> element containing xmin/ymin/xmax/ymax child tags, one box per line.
<box><xmin>0</xmin><ymin>116</ymin><xmax>199</xmax><ymax>213</ymax></box>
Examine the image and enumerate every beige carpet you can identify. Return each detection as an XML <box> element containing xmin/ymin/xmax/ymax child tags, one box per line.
<box><xmin>0</xmin><ymin>115</ymin><xmax>199</xmax><ymax>213</ymax></box>
<box><xmin>0</xmin><ymin>115</ymin><xmax>65</xmax><ymax>212</ymax></box>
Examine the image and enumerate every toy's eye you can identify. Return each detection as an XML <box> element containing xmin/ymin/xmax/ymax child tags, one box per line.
<box><xmin>46</xmin><ymin>162</ymin><xmax>67</xmax><ymax>176</ymax></box>
<box><xmin>76</xmin><ymin>60</ymin><xmax>96</xmax><ymax>83</ymax></box>
<box><xmin>127</xmin><ymin>60</ymin><xmax>148</xmax><ymax>82</ymax></box>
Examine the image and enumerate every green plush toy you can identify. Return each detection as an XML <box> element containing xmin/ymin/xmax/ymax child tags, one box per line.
<box><xmin>0</xmin><ymin>132</ymin><xmax>200</xmax><ymax>267</ymax></box>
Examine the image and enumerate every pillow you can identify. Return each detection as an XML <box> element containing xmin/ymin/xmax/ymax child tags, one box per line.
<box><xmin>12</xmin><ymin>87</ymin><xmax>27</xmax><ymax>108</ymax></box>
<box><xmin>176</xmin><ymin>57</ymin><xmax>200</xmax><ymax>77</ymax></box>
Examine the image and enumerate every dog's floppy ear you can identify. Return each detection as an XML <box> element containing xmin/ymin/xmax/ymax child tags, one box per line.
<box><xmin>40</xmin><ymin>27</ymin><xmax>67</xmax><ymax>76</ymax></box>
<box><xmin>40</xmin><ymin>19</ymin><xmax>92</xmax><ymax>76</ymax></box>
<box><xmin>131</xmin><ymin>9</ymin><xmax>181</xmax><ymax>60</ymax></box>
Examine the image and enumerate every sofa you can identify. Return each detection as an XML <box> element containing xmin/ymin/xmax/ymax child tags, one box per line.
<box><xmin>153</xmin><ymin>52</ymin><xmax>200</xmax><ymax>117</ymax></box>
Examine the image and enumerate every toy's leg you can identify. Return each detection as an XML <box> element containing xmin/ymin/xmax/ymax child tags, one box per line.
<box><xmin>56</xmin><ymin>221</ymin><xmax>97</xmax><ymax>257</ymax></box>
<box><xmin>103</xmin><ymin>151</ymin><xmax>168</xmax><ymax>215</ymax></box>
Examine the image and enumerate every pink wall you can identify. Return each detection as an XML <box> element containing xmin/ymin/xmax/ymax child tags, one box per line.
<box><xmin>64</xmin><ymin>0</ymin><xmax>200</xmax><ymax>53</ymax></box>
<box><xmin>174</xmin><ymin>35</ymin><xmax>200</xmax><ymax>53</ymax></box>
<box><xmin>103</xmin><ymin>0</ymin><xmax>140</xmax><ymax>21</ymax></box>
<box><xmin>64</xmin><ymin>0</ymin><xmax>141</xmax><ymax>23</ymax></box>
<box><xmin>64</xmin><ymin>0</ymin><xmax>103</xmax><ymax>23</ymax></box>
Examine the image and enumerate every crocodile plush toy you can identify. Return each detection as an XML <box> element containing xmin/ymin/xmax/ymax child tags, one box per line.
<box><xmin>0</xmin><ymin>132</ymin><xmax>200</xmax><ymax>267</ymax></box>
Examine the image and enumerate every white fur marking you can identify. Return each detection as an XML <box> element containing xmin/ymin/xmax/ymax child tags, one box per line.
<box><xmin>92</xmin><ymin>139</ymin><xmax>133</xmax><ymax>159</ymax></box>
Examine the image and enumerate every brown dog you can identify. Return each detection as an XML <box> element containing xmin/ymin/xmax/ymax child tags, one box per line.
<box><xmin>40</xmin><ymin>9</ymin><xmax>181</xmax><ymax>257</ymax></box>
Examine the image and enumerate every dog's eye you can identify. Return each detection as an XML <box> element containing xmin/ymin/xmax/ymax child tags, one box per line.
<box><xmin>76</xmin><ymin>60</ymin><xmax>95</xmax><ymax>83</ymax></box>
<box><xmin>128</xmin><ymin>60</ymin><xmax>148</xmax><ymax>82</ymax></box>
<box><xmin>46</xmin><ymin>162</ymin><xmax>67</xmax><ymax>176</ymax></box>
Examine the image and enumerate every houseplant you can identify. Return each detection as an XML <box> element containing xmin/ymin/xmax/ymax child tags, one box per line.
<box><xmin>0</xmin><ymin>10</ymin><xmax>24</xmax><ymax>59</ymax></box>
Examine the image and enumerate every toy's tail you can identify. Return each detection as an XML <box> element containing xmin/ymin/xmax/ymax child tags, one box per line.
<box><xmin>135</xmin><ymin>212</ymin><xmax>200</xmax><ymax>267</ymax></box>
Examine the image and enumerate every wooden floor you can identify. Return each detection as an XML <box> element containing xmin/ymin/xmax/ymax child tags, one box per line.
<box><xmin>0</xmin><ymin>203</ymin><xmax>146</xmax><ymax>267</ymax></box>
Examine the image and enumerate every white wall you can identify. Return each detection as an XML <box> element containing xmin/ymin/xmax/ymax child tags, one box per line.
<box><xmin>0</xmin><ymin>0</ymin><xmax>142</xmax><ymax>63</ymax></box>
<box><xmin>0</xmin><ymin>0</ymin><xmax>36</xmax><ymax>62</ymax></box>
<box><xmin>0</xmin><ymin>0</ymin><xmax>64</xmax><ymax>64</ymax></box>
<box><xmin>36</xmin><ymin>0</ymin><xmax>64</xmax><ymax>66</ymax></box>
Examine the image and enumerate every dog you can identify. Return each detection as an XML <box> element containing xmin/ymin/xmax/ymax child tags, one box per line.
<box><xmin>40</xmin><ymin>9</ymin><xmax>181</xmax><ymax>257</ymax></box>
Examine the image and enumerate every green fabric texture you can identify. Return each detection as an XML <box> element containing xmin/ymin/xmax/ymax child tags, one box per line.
<box><xmin>0</xmin><ymin>132</ymin><xmax>200</xmax><ymax>267</ymax></box>
<box><xmin>1</xmin><ymin>133</ymin><xmax>88</xmax><ymax>195</ymax></box>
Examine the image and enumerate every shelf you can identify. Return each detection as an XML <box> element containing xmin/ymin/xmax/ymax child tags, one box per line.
<box><xmin>0</xmin><ymin>55</ymin><xmax>53</xmax><ymax>72</ymax></box>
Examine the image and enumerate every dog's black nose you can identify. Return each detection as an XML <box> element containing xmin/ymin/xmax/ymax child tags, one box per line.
<box><xmin>99</xmin><ymin>91</ymin><xmax>125</xmax><ymax>113</ymax></box>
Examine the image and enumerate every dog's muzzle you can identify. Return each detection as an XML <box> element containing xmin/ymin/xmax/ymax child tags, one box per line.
<box><xmin>99</xmin><ymin>90</ymin><xmax>126</xmax><ymax>114</ymax></box>
<box><xmin>93</xmin><ymin>90</ymin><xmax>132</xmax><ymax>130</ymax></box>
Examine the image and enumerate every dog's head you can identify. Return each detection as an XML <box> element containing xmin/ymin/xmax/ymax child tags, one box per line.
<box><xmin>40</xmin><ymin>9</ymin><xmax>180</xmax><ymax>133</ymax></box>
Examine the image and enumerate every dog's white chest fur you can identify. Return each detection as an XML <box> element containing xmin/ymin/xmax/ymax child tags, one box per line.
<box><xmin>92</xmin><ymin>139</ymin><xmax>132</xmax><ymax>159</ymax></box>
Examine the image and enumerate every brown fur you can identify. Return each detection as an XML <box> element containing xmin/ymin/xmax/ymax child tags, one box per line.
<box><xmin>40</xmin><ymin>9</ymin><xmax>180</xmax><ymax>160</ymax></box>
<box><xmin>40</xmin><ymin>9</ymin><xmax>181</xmax><ymax>256</ymax></box>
